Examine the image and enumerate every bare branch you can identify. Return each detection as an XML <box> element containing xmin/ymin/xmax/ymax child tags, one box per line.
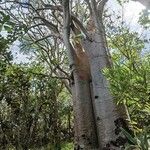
<box><xmin>27</xmin><ymin>23</ymin><xmax>45</xmax><ymax>31</ymax></box>
<box><xmin>63</xmin><ymin>0</ymin><xmax>76</xmax><ymax>67</ymax></box>
<box><xmin>37</xmin><ymin>4</ymin><xmax>62</xmax><ymax>11</ymax></box>
<box><xmin>97</xmin><ymin>0</ymin><xmax>108</xmax><ymax>15</ymax></box>
<box><xmin>33</xmin><ymin>17</ymin><xmax>59</xmax><ymax>34</ymax></box>
<box><xmin>56</xmin><ymin>65</ymin><xmax>70</xmax><ymax>78</ymax></box>
<box><xmin>28</xmin><ymin>70</ymin><xmax>70</xmax><ymax>80</ymax></box>
<box><xmin>35</xmin><ymin>3</ymin><xmax>90</xmax><ymax>40</ymax></box>
<box><xmin>71</xmin><ymin>15</ymin><xmax>91</xmax><ymax>40</ymax></box>
<box><xmin>34</xmin><ymin>35</ymin><xmax>54</xmax><ymax>43</ymax></box>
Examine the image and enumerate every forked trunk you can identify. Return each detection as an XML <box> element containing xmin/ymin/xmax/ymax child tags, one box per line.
<box><xmin>63</xmin><ymin>1</ymin><xmax>130</xmax><ymax>149</ymax></box>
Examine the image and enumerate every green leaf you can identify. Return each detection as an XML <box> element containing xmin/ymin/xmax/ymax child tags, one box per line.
<box><xmin>4</xmin><ymin>25</ymin><xmax>12</xmax><ymax>32</ymax></box>
<box><xmin>0</xmin><ymin>24</ymin><xmax>2</xmax><ymax>31</ymax></box>
<box><xmin>121</xmin><ymin>127</ymin><xmax>138</xmax><ymax>145</ymax></box>
<box><xmin>3</xmin><ymin>15</ymin><xmax>10</xmax><ymax>22</ymax></box>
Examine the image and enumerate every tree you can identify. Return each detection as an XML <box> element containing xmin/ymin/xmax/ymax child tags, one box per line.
<box><xmin>63</xmin><ymin>1</ymin><xmax>131</xmax><ymax>149</ymax></box>
<box><xmin>0</xmin><ymin>11</ymin><xmax>73</xmax><ymax>150</ymax></box>
<box><xmin>0</xmin><ymin>63</ymin><xmax>74</xmax><ymax>150</ymax></box>
<box><xmin>1</xmin><ymin>0</ymin><xmax>148</xmax><ymax>149</ymax></box>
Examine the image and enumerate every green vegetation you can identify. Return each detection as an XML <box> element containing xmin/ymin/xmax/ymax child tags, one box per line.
<box><xmin>0</xmin><ymin>1</ymin><xmax>150</xmax><ymax>149</ymax></box>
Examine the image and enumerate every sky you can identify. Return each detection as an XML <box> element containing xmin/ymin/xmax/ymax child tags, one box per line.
<box><xmin>7</xmin><ymin>0</ymin><xmax>150</xmax><ymax>63</ymax></box>
<box><xmin>107</xmin><ymin>0</ymin><xmax>145</xmax><ymax>28</ymax></box>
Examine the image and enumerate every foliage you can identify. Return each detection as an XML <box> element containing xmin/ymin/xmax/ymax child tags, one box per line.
<box><xmin>139</xmin><ymin>10</ymin><xmax>150</xmax><ymax>28</ymax></box>
<box><xmin>0</xmin><ymin>64</ymin><xmax>73</xmax><ymax>150</ymax></box>
<box><xmin>116</xmin><ymin>0</ymin><xmax>129</xmax><ymax>5</ymax></box>
<box><xmin>104</xmin><ymin>27</ymin><xmax>150</xmax><ymax>149</ymax></box>
<box><xmin>0</xmin><ymin>12</ymin><xmax>73</xmax><ymax>150</ymax></box>
<box><xmin>105</xmin><ymin>27</ymin><xmax>150</xmax><ymax>128</ymax></box>
<box><xmin>0</xmin><ymin>11</ymin><xmax>14</xmax><ymax>64</ymax></box>
<box><xmin>121</xmin><ymin>127</ymin><xmax>150</xmax><ymax>150</ymax></box>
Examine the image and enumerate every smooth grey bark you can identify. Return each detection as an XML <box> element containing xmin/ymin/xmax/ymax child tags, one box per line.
<box><xmin>72</xmin><ymin>71</ymin><xmax>98</xmax><ymax>149</ymax></box>
<box><xmin>83</xmin><ymin>30</ymin><xmax>130</xmax><ymax>149</ymax></box>
<box><xmin>63</xmin><ymin>0</ymin><xmax>131</xmax><ymax>149</ymax></box>
<box><xmin>63</xmin><ymin>0</ymin><xmax>98</xmax><ymax>149</ymax></box>
<box><xmin>80</xmin><ymin>1</ymin><xmax>131</xmax><ymax>148</ymax></box>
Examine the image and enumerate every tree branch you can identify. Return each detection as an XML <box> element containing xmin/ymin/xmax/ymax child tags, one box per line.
<box><xmin>1</xmin><ymin>0</ymin><xmax>36</xmax><ymax>10</ymax></box>
<box><xmin>97</xmin><ymin>0</ymin><xmax>108</xmax><ymax>16</ymax></box>
<box><xmin>37</xmin><ymin>4</ymin><xmax>63</xmax><ymax>11</ymax></box>
<box><xmin>27</xmin><ymin>23</ymin><xmax>45</xmax><ymax>31</ymax></box>
<box><xmin>37</xmin><ymin>4</ymin><xmax>90</xmax><ymax>40</ymax></box>
<box><xmin>33</xmin><ymin>17</ymin><xmax>59</xmax><ymax>34</ymax></box>
<box><xmin>28</xmin><ymin>70</ymin><xmax>70</xmax><ymax>80</ymax></box>
<box><xmin>71</xmin><ymin>15</ymin><xmax>91</xmax><ymax>40</ymax></box>
<box><xmin>63</xmin><ymin>0</ymin><xmax>76</xmax><ymax>67</ymax></box>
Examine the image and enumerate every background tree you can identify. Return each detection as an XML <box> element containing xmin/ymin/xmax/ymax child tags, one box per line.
<box><xmin>0</xmin><ymin>11</ymin><xmax>73</xmax><ymax>150</ymax></box>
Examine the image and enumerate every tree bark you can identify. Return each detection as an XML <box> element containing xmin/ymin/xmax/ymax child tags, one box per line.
<box><xmin>83</xmin><ymin>32</ymin><xmax>130</xmax><ymax>149</ymax></box>
<box><xmin>63</xmin><ymin>0</ymin><xmax>131</xmax><ymax>149</ymax></box>
<box><xmin>62</xmin><ymin>0</ymin><xmax>98</xmax><ymax>149</ymax></box>
<box><xmin>72</xmin><ymin>67</ymin><xmax>98</xmax><ymax>149</ymax></box>
<box><xmin>78</xmin><ymin>0</ymin><xmax>132</xmax><ymax>148</ymax></box>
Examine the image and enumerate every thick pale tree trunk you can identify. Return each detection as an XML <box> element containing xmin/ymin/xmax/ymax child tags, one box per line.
<box><xmin>63</xmin><ymin>0</ymin><xmax>131</xmax><ymax>149</ymax></box>
<box><xmin>83</xmin><ymin>32</ymin><xmax>130</xmax><ymax>149</ymax></box>
<box><xmin>63</xmin><ymin>1</ymin><xmax>98</xmax><ymax>149</ymax></box>
<box><xmin>72</xmin><ymin>65</ymin><xmax>98</xmax><ymax>149</ymax></box>
<box><xmin>82</xmin><ymin>4</ymin><xmax>131</xmax><ymax>146</ymax></box>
